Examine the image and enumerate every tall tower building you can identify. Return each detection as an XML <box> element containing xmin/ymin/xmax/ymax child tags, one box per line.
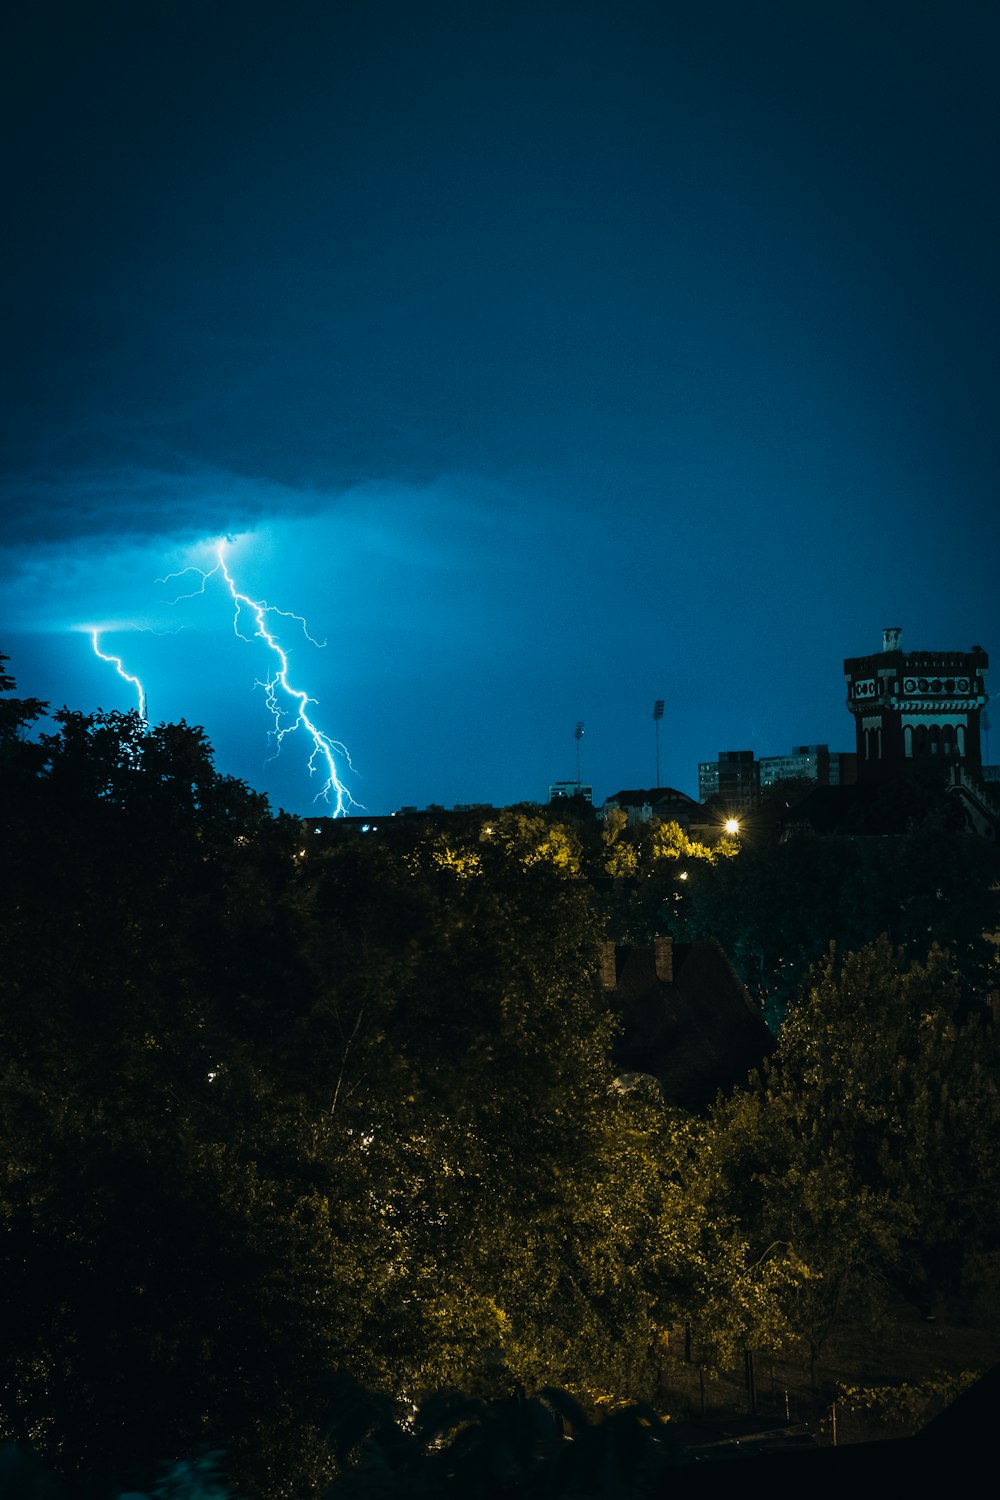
<box><xmin>844</xmin><ymin>628</ymin><xmax>989</xmax><ymax>783</ymax></box>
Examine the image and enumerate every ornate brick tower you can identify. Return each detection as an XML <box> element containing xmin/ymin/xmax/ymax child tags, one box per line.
<box><xmin>844</xmin><ymin>628</ymin><xmax>989</xmax><ymax>783</ymax></box>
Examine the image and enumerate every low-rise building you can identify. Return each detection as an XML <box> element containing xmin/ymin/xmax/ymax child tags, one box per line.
<box><xmin>601</xmin><ymin>785</ymin><xmax>703</xmax><ymax>833</ymax></box>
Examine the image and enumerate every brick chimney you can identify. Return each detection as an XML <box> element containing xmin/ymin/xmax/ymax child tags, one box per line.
<box><xmin>653</xmin><ymin>934</ymin><xmax>673</xmax><ymax>984</ymax></box>
<box><xmin>600</xmin><ymin>941</ymin><xmax>618</xmax><ymax>990</ymax></box>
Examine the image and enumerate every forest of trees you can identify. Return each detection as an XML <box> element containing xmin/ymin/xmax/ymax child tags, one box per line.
<box><xmin>1</xmin><ymin>654</ymin><xmax>999</xmax><ymax>1498</ymax></box>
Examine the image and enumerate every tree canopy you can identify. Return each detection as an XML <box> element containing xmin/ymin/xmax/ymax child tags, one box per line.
<box><xmin>709</xmin><ymin>937</ymin><xmax>1000</xmax><ymax>1365</ymax></box>
<box><xmin>2</xmin><ymin>655</ymin><xmax>998</xmax><ymax>1495</ymax></box>
<box><xmin>675</xmin><ymin>816</ymin><xmax>1000</xmax><ymax>1026</ymax></box>
<box><xmin>6</xmin><ymin>666</ymin><xmax>778</xmax><ymax>1493</ymax></box>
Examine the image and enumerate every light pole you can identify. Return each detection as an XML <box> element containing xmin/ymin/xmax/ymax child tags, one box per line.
<box><xmin>653</xmin><ymin>700</ymin><xmax>664</xmax><ymax>787</ymax></box>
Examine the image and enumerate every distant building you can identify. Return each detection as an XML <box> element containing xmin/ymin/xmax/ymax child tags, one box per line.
<box><xmin>844</xmin><ymin>626</ymin><xmax>989</xmax><ymax>782</ymax></box>
<box><xmin>786</xmin><ymin>628</ymin><xmax>997</xmax><ymax>841</ymax></box>
<box><xmin>700</xmin><ymin>744</ymin><xmax>856</xmax><ymax>809</ymax></box>
<box><xmin>548</xmin><ymin>780</ymin><xmax>593</xmax><ymax>804</ymax></box>
<box><xmin>759</xmin><ymin>743</ymin><xmax>856</xmax><ymax>789</ymax></box>
<box><xmin>698</xmin><ymin>750</ymin><xmax>759</xmax><ymax>810</ymax></box>
<box><xmin>601</xmin><ymin>785</ymin><xmax>702</xmax><ymax>832</ymax></box>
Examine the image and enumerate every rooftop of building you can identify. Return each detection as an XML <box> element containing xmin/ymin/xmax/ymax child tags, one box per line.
<box><xmin>604</xmin><ymin>786</ymin><xmax>700</xmax><ymax>806</ymax></box>
<box><xmin>607</xmin><ymin>936</ymin><xmax>774</xmax><ymax>1113</ymax></box>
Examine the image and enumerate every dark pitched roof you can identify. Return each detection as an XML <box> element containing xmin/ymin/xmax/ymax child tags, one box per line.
<box><xmin>605</xmin><ymin>787</ymin><xmax>700</xmax><ymax>806</ymax></box>
<box><xmin>610</xmin><ymin>939</ymin><xmax>773</xmax><ymax>1112</ymax></box>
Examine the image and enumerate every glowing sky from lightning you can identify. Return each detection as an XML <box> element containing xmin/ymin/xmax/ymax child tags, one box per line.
<box><xmin>158</xmin><ymin>539</ymin><xmax>359</xmax><ymax>815</ymax></box>
<box><xmin>2</xmin><ymin>6</ymin><xmax>998</xmax><ymax>811</ymax></box>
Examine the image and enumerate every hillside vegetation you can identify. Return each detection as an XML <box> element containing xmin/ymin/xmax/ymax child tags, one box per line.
<box><xmin>2</xmin><ymin>655</ymin><xmax>998</xmax><ymax>1498</ymax></box>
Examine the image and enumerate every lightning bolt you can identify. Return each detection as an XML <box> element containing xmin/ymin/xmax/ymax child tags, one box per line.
<box><xmin>162</xmin><ymin>541</ymin><xmax>359</xmax><ymax>815</ymax></box>
<box><xmin>90</xmin><ymin>630</ymin><xmax>148</xmax><ymax>722</ymax></box>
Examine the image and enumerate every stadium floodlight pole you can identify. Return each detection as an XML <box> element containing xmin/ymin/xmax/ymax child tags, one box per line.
<box><xmin>574</xmin><ymin>721</ymin><xmax>584</xmax><ymax>784</ymax></box>
<box><xmin>653</xmin><ymin>700</ymin><xmax>665</xmax><ymax>787</ymax></box>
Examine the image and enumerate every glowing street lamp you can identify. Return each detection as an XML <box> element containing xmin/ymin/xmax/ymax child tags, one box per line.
<box><xmin>724</xmin><ymin>818</ymin><xmax>740</xmax><ymax>836</ymax></box>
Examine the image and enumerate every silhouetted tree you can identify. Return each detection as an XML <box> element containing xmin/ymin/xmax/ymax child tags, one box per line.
<box><xmin>709</xmin><ymin>938</ymin><xmax>1000</xmax><ymax>1369</ymax></box>
<box><xmin>681</xmin><ymin>816</ymin><xmax>999</xmax><ymax>1026</ymax></box>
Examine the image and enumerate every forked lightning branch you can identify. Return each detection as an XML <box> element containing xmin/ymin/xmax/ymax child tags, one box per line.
<box><xmin>86</xmin><ymin>540</ymin><xmax>358</xmax><ymax>815</ymax></box>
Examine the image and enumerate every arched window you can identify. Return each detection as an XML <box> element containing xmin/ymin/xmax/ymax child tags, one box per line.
<box><xmin>904</xmin><ymin>724</ymin><xmax>914</xmax><ymax>758</ymax></box>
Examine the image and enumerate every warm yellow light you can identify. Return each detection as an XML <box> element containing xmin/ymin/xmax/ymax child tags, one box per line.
<box><xmin>724</xmin><ymin>818</ymin><xmax>740</xmax><ymax>835</ymax></box>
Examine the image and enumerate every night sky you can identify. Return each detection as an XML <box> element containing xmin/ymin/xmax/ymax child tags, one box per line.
<box><xmin>3</xmin><ymin>1</ymin><xmax>998</xmax><ymax>817</ymax></box>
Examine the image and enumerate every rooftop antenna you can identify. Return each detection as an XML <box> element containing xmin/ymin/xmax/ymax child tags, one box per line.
<box><xmin>653</xmin><ymin>700</ymin><xmax>664</xmax><ymax>787</ymax></box>
<box><xmin>574</xmin><ymin>721</ymin><xmax>584</xmax><ymax>783</ymax></box>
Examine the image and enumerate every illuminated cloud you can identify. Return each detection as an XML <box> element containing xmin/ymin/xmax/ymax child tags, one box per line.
<box><xmin>3</xmin><ymin>5</ymin><xmax>997</xmax><ymax>812</ymax></box>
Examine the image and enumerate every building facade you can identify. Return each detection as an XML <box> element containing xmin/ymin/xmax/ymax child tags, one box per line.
<box><xmin>698</xmin><ymin>749</ymin><xmax>759</xmax><ymax>810</ymax></box>
<box><xmin>759</xmin><ymin>743</ymin><xmax>856</xmax><ymax>788</ymax></box>
<box><xmin>548</xmin><ymin>780</ymin><xmax>593</xmax><ymax>804</ymax></box>
<box><xmin>843</xmin><ymin>627</ymin><xmax>989</xmax><ymax>783</ymax></box>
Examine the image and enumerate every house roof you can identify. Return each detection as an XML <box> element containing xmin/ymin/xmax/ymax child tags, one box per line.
<box><xmin>609</xmin><ymin>938</ymin><xmax>774</xmax><ymax>1112</ymax></box>
<box><xmin>605</xmin><ymin>787</ymin><xmax>700</xmax><ymax>806</ymax></box>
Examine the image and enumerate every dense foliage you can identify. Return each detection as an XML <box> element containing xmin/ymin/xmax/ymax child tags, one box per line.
<box><xmin>708</xmin><ymin>939</ymin><xmax>1000</xmax><ymax>1373</ymax></box>
<box><xmin>1</xmin><ymin>655</ymin><xmax>998</xmax><ymax>1497</ymax></box>
<box><xmin>594</xmin><ymin>792</ymin><xmax>1000</xmax><ymax>1028</ymax></box>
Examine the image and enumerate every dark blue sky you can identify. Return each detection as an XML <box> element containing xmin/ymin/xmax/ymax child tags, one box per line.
<box><xmin>3</xmin><ymin>1</ymin><xmax>998</xmax><ymax>815</ymax></box>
